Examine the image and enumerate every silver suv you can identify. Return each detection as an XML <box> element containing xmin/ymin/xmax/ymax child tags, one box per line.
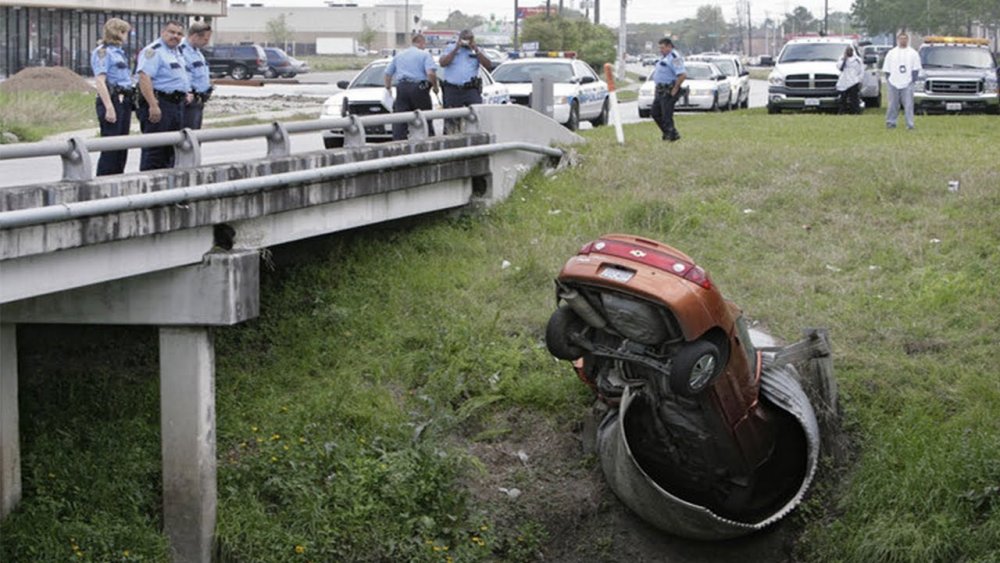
<box><xmin>914</xmin><ymin>37</ymin><xmax>999</xmax><ymax>114</ymax></box>
<box><xmin>767</xmin><ymin>37</ymin><xmax>881</xmax><ymax>113</ymax></box>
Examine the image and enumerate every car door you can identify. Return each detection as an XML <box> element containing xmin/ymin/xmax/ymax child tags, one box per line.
<box><xmin>574</xmin><ymin>61</ymin><xmax>603</xmax><ymax>118</ymax></box>
<box><xmin>479</xmin><ymin>67</ymin><xmax>509</xmax><ymax>104</ymax></box>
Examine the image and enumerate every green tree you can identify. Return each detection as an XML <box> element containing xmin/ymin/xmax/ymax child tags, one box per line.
<box><xmin>358</xmin><ymin>22</ymin><xmax>377</xmax><ymax>50</ymax></box>
<box><xmin>520</xmin><ymin>14</ymin><xmax>616</xmax><ymax>68</ymax></box>
<box><xmin>690</xmin><ymin>5</ymin><xmax>727</xmax><ymax>51</ymax></box>
<box><xmin>442</xmin><ymin>10</ymin><xmax>485</xmax><ymax>31</ymax></box>
<box><xmin>783</xmin><ymin>6</ymin><xmax>818</xmax><ymax>35</ymax></box>
<box><xmin>265</xmin><ymin>14</ymin><xmax>294</xmax><ymax>48</ymax></box>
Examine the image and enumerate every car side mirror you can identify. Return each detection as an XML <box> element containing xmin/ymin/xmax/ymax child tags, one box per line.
<box><xmin>579</xmin><ymin>75</ymin><xmax>596</xmax><ymax>84</ymax></box>
<box><xmin>740</xmin><ymin>69</ymin><xmax>749</xmax><ymax>76</ymax></box>
<box><xmin>716</xmin><ymin>75</ymin><xmax>725</xmax><ymax>81</ymax></box>
<box><xmin>639</xmin><ymin>75</ymin><xmax>647</xmax><ymax>81</ymax></box>
<box><xmin>337</xmin><ymin>80</ymin><xmax>350</xmax><ymax>89</ymax></box>
<box><xmin>863</xmin><ymin>54</ymin><xmax>878</xmax><ymax>65</ymax></box>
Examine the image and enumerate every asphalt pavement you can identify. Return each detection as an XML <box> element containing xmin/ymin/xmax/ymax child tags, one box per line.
<box><xmin>0</xmin><ymin>69</ymin><xmax>767</xmax><ymax>189</ymax></box>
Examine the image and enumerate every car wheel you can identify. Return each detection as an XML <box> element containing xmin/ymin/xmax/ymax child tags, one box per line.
<box><xmin>565</xmin><ymin>101</ymin><xmax>580</xmax><ymax>131</ymax></box>
<box><xmin>263</xmin><ymin>67</ymin><xmax>277</xmax><ymax>79</ymax></box>
<box><xmin>638</xmin><ymin>108</ymin><xmax>650</xmax><ymax>119</ymax></box>
<box><xmin>669</xmin><ymin>339</ymin><xmax>724</xmax><ymax>397</ymax></box>
<box><xmin>230</xmin><ymin>64</ymin><xmax>249</xmax><ymax>80</ymax></box>
<box><xmin>863</xmin><ymin>95</ymin><xmax>881</xmax><ymax>109</ymax></box>
<box><xmin>323</xmin><ymin>136</ymin><xmax>346</xmax><ymax>149</ymax></box>
<box><xmin>741</xmin><ymin>95</ymin><xmax>749</xmax><ymax>109</ymax></box>
<box><xmin>767</xmin><ymin>104</ymin><xmax>780</xmax><ymax>115</ymax></box>
<box><xmin>545</xmin><ymin>306</ymin><xmax>588</xmax><ymax>361</ymax></box>
<box><xmin>711</xmin><ymin>93</ymin><xmax>720</xmax><ymax>112</ymax></box>
<box><xmin>590</xmin><ymin>99</ymin><xmax>609</xmax><ymax>127</ymax></box>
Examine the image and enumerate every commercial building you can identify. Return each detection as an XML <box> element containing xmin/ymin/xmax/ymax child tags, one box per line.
<box><xmin>213</xmin><ymin>3</ymin><xmax>423</xmax><ymax>55</ymax></box>
<box><xmin>0</xmin><ymin>0</ymin><xmax>226</xmax><ymax>77</ymax></box>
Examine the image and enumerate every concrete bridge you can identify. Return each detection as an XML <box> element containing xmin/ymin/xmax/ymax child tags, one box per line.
<box><xmin>0</xmin><ymin>104</ymin><xmax>580</xmax><ymax>561</ymax></box>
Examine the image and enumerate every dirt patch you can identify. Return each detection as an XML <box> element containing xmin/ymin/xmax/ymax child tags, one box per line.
<box><xmin>462</xmin><ymin>406</ymin><xmax>806</xmax><ymax>562</ymax></box>
<box><xmin>0</xmin><ymin>66</ymin><xmax>95</xmax><ymax>94</ymax></box>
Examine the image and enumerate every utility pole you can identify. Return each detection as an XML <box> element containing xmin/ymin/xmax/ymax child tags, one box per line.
<box><xmin>618</xmin><ymin>0</ymin><xmax>627</xmax><ymax>79</ymax></box>
<box><xmin>595</xmin><ymin>0</ymin><xmax>600</xmax><ymax>24</ymax></box>
<box><xmin>747</xmin><ymin>0</ymin><xmax>752</xmax><ymax>57</ymax></box>
<box><xmin>559</xmin><ymin>0</ymin><xmax>563</xmax><ymax>16</ymax></box>
<box><xmin>514</xmin><ymin>0</ymin><xmax>519</xmax><ymax>48</ymax></box>
<box><xmin>546</xmin><ymin>0</ymin><xmax>551</xmax><ymax>19</ymax></box>
<box><xmin>823</xmin><ymin>0</ymin><xmax>828</xmax><ymax>36</ymax></box>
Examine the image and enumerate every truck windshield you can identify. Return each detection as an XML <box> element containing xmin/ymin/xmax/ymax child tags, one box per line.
<box><xmin>492</xmin><ymin>62</ymin><xmax>575</xmax><ymax>83</ymax></box>
<box><xmin>779</xmin><ymin>43</ymin><xmax>849</xmax><ymax>63</ymax></box>
<box><xmin>351</xmin><ymin>63</ymin><xmax>389</xmax><ymax>88</ymax></box>
<box><xmin>921</xmin><ymin>46</ymin><xmax>995</xmax><ymax>69</ymax></box>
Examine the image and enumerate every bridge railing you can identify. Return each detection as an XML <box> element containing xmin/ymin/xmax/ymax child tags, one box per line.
<box><xmin>0</xmin><ymin>107</ymin><xmax>483</xmax><ymax>182</ymax></box>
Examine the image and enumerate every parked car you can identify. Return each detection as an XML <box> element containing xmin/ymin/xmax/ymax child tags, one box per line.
<box><xmin>491</xmin><ymin>56</ymin><xmax>609</xmax><ymax>130</ymax></box>
<box><xmin>638</xmin><ymin>61</ymin><xmax>731</xmax><ymax>115</ymax></box>
<box><xmin>262</xmin><ymin>47</ymin><xmax>309</xmax><ymax>78</ymax></box>
<box><xmin>203</xmin><ymin>44</ymin><xmax>269</xmax><ymax>80</ymax></box>
<box><xmin>915</xmin><ymin>36</ymin><xmax>999</xmax><ymax>114</ymax></box>
<box><xmin>641</xmin><ymin>54</ymin><xmax>659</xmax><ymax>66</ymax></box>
<box><xmin>690</xmin><ymin>54</ymin><xmax>750</xmax><ymax>109</ymax></box>
<box><xmin>319</xmin><ymin>58</ymin><xmax>510</xmax><ymax>148</ymax></box>
<box><xmin>481</xmin><ymin>48</ymin><xmax>509</xmax><ymax>68</ymax></box>
<box><xmin>766</xmin><ymin>36</ymin><xmax>881</xmax><ymax>113</ymax></box>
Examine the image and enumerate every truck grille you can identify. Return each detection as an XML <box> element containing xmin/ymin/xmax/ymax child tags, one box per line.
<box><xmin>348</xmin><ymin>102</ymin><xmax>391</xmax><ymax>135</ymax></box>
<box><xmin>510</xmin><ymin>95</ymin><xmax>531</xmax><ymax>106</ymax></box>
<box><xmin>785</xmin><ymin>73</ymin><xmax>838</xmax><ymax>89</ymax></box>
<box><xmin>927</xmin><ymin>80</ymin><xmax>981</xmax><ymax>94</ymax></box>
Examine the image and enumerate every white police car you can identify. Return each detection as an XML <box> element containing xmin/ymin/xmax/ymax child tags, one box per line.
<box><xmin>638</xmin><ymin>61</ymin><xmax>730</xmax><ymax>115</ymax></box>
<box><xmin>490</xmin><ymin>54</ymin><xmax>610</xmax><ymax>131</ymax></box>
<box><xmin>319</xmin><ymin>57</ymin><xmax>510</xmax><ymax>148</ymax></box>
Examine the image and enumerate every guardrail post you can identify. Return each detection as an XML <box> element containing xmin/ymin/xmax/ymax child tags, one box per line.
<box><xmin>463</xmin><ymin>107</ymin><xmax>482</xmax><ymax>133</ymax></box>
<box><xmin>343</xmin><ymin>115</ymin><xmax>366</xmax><ymax>147</ymax></box>
<box><xmin>0</xmin><ymin>324</ymin><xmax>20</xmax><ymax>521</ymax></box>
<box><xmin>408</xmin><ymin>110</ymin><xmax>429</xmax><ymax>141</ymax></box>
<box><xmin>174</xmin><ymin>129</ymin><xmax>202</xmax><ymax>169</ymax></box>
<box><xmin>266</xmin><ymin>122</ymin><xmax>291</xmax><ymax>158</ymax></box>
<box><xmin>60</xmin><ymin>137</ymin><xmax>93</xmax><ymax>182</ymax></box>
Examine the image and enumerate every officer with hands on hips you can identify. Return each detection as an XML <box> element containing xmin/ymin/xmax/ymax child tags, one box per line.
<box><xmin>650</xmin><ymin>37</ymin><xmax>686</xmax><ymax>142</ymax></box>
<box><xmin>180</xmin><ymin>21</ymin><xmax>213</xmax><ymax>130</ymax></box>
<box><xmin>384</xmin><ymin>34</ymin><xmax>439</xmax><ymax>141</ymax></box>
<box><xmin>135</xmin><ymin>20</ymin><xmax>191</xmax><ymax>170</ymax></box>
<box><xmin>438</xmin><ymin>29</ymin><xmax>492</xmax><ymax>132</ymax></box>
<box><xmin>90</xmin><ymin>17</ymin><xmax>134</xmax><ymax>176</ymax></box>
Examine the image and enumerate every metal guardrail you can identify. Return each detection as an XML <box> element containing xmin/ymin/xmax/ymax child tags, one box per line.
<box><xmin>0</xmin><ymin>141</ymin><xmax>563</xmax><ymax>230</ymax></box>
<box><xmin>0</xmin><ymin>107</ymin><xmax>482</xmax><ymax>182</ymax></box>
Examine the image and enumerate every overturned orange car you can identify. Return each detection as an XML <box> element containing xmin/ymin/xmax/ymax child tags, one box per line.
<box><xmin>545</xmin><ymin>234</ymin><xmax>822</xmax><ymax>539</ymax></box>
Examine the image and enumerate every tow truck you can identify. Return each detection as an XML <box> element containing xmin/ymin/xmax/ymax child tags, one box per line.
<box><xmin>915</xmin><ymin>36</ymin><xmax>999</xmax><ymax>114</ymax></box>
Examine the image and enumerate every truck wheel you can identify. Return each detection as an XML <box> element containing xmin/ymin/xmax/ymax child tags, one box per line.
<box><xmin>546</xmin><ymin>306</ymin><xmax>587</xmax><ymax>361</ymax></box>
<box><xmin>638</xmin><ymin>108</ymin><xmax>650</xmax><ymax>118</ymax></box>
<box><xmin>741</xmin><ymin>95</ymin><xmax>749</xmax><ymax>109</ymax></box>
<box><xmin>230</xmin><ymin>64</ymin><xmax>249</xmax><ymax>80</ymax></box>
<box><xmin>711</xmin><ymin>93</ymin><xmax>720</xmax><ymax>112</ymax></box>
<box><xmin>863</xmin><ymin>95</ymin><xmax>881</xmax><ymax>109</ymax></box>
<box><xmin>670</xmin><ymin>339</ymin><xmax>723</xmax><ymax>397</ymax></box>
<box><xmin>767</xmin><ymin>104</ymin><xmax>780</xmax><ymax>115</ymax></box>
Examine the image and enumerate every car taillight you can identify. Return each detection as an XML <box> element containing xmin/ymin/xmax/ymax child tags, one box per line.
<box><xmin>683</xmin><ymin>265</ymin><xmax>714</xmax><ymax>290</ymax></box>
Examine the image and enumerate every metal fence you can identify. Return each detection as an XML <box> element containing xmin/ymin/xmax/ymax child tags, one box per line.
<box><xmin>0</xmin><ymin>107</ymin><xmax>486</xmax><ymax>182</ymax></box>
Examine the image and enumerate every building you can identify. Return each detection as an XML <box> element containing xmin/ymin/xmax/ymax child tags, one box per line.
<box><xmin>0</xmin><ymin>0</ymin><xmax>226</xmax><ymax>77</ymax></box>
<box><xmin>212</xmin><ymin>3</ymin><xmax>423</xmax><ymax>55</ymax></box>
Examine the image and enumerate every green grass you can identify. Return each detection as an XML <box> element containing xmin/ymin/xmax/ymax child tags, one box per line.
<box><xmin>3</xmin><ymin>110</ymin><xmax>1000</xmax><ymax>562</ymax></box>
<box><xmin>749</xmin><ymin>67</ymin><xmax>772</xmax><ymax>80</ymax></box>
<box><xmin>615</xmin><ymin>89</ymin><xmax>639</xmax><ymax>103</ymax></box>
<box><xmin>299</xmin><ymin>55</ymin><xmax>378</xmax><ymax>72</ymax></box>
<box><xmin>0</xmin><ymin>92</ymin><xmax>96</xmax><ymax>142</ymax></box>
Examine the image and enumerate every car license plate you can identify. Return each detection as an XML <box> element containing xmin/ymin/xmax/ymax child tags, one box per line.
<box><xmin>599</xmin><ymin>267</ymin><xmax>634</xmax><ymax>283</ymax></box>
<box><xmin>804</xmin><ymin>98</ymin><xmax>820</xmax><ymax>107</ymax></box>
<box><xmin>945</xmin><ymin>102</ymin><xmax>962</xmax><ymax>111</ymax></box>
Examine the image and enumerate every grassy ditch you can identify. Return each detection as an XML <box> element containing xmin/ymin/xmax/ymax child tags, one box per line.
<box><xmin>0</xmin><ymin>92</ymin><xmax>96</xmax><ymax>142</ymax></box>
<box><xmin>2</xmin><ymin>110</ymin><xmax>1000</xmax><ymax>562</ymax></box>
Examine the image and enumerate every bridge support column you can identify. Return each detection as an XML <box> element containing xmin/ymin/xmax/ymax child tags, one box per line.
<box><xmin>160</xmin><ymin>327</ymin><xmax>217</xmax><ymax>563</ymax></box>
<box><xmin>0</xmin><ymin>324</ymin><xmax>20</xmax><ymax>520</ymax></box>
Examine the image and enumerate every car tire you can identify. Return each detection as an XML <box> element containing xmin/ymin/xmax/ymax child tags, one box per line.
<box><xmin>638</xmin><ymin>108</ymin><xmax>650</xmax><ymax>119</ymax></box>
<box><xmin>863</xmin><ymin>95</ymin><xmax>881</xmax><ymax>109</ymax></box>
<box><xmin>263</xmin><ymin>68</ymin><xmax>277</xmax><ymax>79</ymax></box>
<box><xmin>741</xmin><ymin>94</ymin><xmax>749</xmax><ymax>109</ymax></box>
<box><xmin>590</xmin><ymin>99</ymin><xmax>609</xmax><ymax>127</ymax></box>
<box><xmin>230</xmin><ymin>64</ymin><xmax>249</xmax><ymax>80</ymax></box>
<box><xmin>565</xmin><ymin>101</ymin><xmax>580</xmax><ymax>131</ymax></box>
<box><xmin>545</xmin><ymin>306</ymin><xmax>588</xmax><ymax>361</ymax></box>
<box><xmin>711</xmin><ymin>93</ymin><xmax>720</xmax><ymax>112</ymax></box>
<box><xmin>323</xmin><ymin>136</ymin><xmax>346</xmax><ymax>149</ymax></box>
<box><xmin>767</xmin><ymin>104</ymin><xmax>780</xmax><ymax>114</ymax></box>
<box><xmin>669</xmin><ymin>339</ymin><xmax>724</xmax><ymax>397</ymax></box>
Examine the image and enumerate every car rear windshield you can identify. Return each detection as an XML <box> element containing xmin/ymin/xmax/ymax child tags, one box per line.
<box><xmin>351</xmin><ymin>63</ymin><xmax>389</xmax><ymax>88</ymax></box>
<box><xmin>921</xmin><ymin>46</ymin><xmax>995</xmax><ymax>69</ymax></box>
<box><xmin>492</xmin><ymin>62</ymin><xmax>575</xmax><ymax>83</ymax></box>
<box><xmin>779</xmin><ymin>43</ymin><xmax>849</xmax><ymax>63</ymax></box>
<box><xmin>685</xmin><ymin>64</ymin><xmax>714</xmax><ymax>79</ymax></box>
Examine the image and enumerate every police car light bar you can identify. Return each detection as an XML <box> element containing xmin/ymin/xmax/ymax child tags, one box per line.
<box><xmin>923</xmin><ymin>36</ymin><xmax>990</xmax><ymax>46</ymax></box>
<box><xmin>507</xmin><ymin>50</ymin><xmax>577</xmax><ymax>60</ymax></box>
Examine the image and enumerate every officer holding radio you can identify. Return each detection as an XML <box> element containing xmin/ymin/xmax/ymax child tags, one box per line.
<box><xmin>384</xmin><ymin>34</ymin><xmax>439</xmax><ymax>140</ymax></box>
<box><xmin>439</xmin><ymin>29</ymin><xmax>492</xmax><ymax>132</ymax></box>
<box><xmin>135</xmin><ymin>20</ymin><xmax>191</xmax><ymax>170</ymax></box>
<box><xmin>650</xmin><ymin>37</ymin><xmax>686</xmax><ymax>142</ymax></box>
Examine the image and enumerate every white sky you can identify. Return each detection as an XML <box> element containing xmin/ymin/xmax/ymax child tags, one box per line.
<box><xmin>254</xmin><ymin>0</ymin><xmax>856</xmax><ymax>26</ymax></box>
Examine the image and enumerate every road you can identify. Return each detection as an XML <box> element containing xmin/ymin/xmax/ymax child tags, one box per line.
<box><xmin>0</xmin><ymin>69</ymin><xmax>766</xmax><ymax>189</ymax></box>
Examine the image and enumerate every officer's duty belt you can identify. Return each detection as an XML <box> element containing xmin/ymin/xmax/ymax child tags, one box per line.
<box><xmin>154</xmin><ymin>90</ymin><xmax>187</xmax><ymax>103</ymax></box>
<box><xmin>443</xmin><ymin>79</ymin><xmax>481</xmax><ymax>90</ymax></box>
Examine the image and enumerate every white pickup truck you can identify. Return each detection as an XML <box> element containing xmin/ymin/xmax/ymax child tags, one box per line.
<box><xmin>767</xmin><ymin>37</ymin><xmax>881</xmax><ymax>114</ymax></box>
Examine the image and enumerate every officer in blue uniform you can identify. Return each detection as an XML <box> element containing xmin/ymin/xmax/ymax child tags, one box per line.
<box><xmin>90</xmin><ymin>18</ymin><xmax>134</xmax><ymax>176</ymax></box>
<box><xmin>135</xmin><ymin>20</ymin><xmax>191</xmax><ymax>170</ymax></box>
<box><xmin>439</xmin><ymin>29</ymin><xmax>492</xmax><ymax>132</ymax></box>
<box><xmin>384</xmin><ymin>34</ymin><xmax>439</xmax><ymax>140</ymax></box>
<box><xmin>181</xmin><ymin>21</ymin><xmax>213</xmax><ymax>130</ymax></box>
<box><xmin>650</xmin><ymin>37</ymin><xmax>687</xmax><ymax>142</ymax></box>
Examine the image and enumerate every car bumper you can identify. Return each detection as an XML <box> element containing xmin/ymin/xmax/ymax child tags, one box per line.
<box><xmin>637</xmin><ymin>94</ymin><xmax>654</xmax><ymax>110</ymax></box>
<box><xmin>322</xmin><ymin>122</ymin><xmax>394</xmax><ymax>144</ymax></box>
<box><xmin>914</xmin><ymin>91</ymin><xmax>999</xmax><ymax>112</ymax></box>
<box><xmin>677</xmin><ymin>93</ymin><xmax>719</xmax><ymax>110</ymax></box>
<box><xmin>767</xmin><ymin>87</ymin><xmax>839</xmax><ymax>110</ymax></box>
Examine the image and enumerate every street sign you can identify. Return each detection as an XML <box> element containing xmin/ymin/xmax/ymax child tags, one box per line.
<box><xmin>522</xmin><ymin>41</ymin><xmax>539</xmax><ymax>51</ymax></box>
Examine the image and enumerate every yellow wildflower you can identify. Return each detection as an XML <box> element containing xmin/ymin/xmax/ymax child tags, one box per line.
<box><xmin>294</xmin><ymin>545</ymin><xmax>305</xmax><ymax>554</ymax></box>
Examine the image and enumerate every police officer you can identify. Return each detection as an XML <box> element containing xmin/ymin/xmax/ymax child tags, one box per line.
<box><xmin>90</xmin><ymin>17</ymin><xmax>134</xmax><ymax>176</ymax></box>
<box><xmin>135</xmin><ymin>20</ymin><xmax>191</xmax><ymax>170</ymax></box>
<box><xmin>650</xmin><ymin>37</ymin><xmax>686</xmax><ymax>142</ymax></box>
<box><xmin>181</xmin><ymin>21</ymin><xmax>213</xmax><ymax>130</ymax></box>
<box><xmin>438</xmin><ymin>29</ymin><xmax>492</xmax><ymax>133</ymax></box>
<box><xmin>384</xmin><ymin>34</ymin><xmax>439</xmax><ymax>141</ymax></box>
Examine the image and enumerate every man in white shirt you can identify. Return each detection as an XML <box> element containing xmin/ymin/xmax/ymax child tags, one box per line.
<box><xmin>836</xmin><ymin>46</ymin><xmax>864</xmax><ymax>114</ymax></box>
<box><xmin>882</xmin><ymin>32</ymin><xmax>922</xmax><ymax>129</ymax></box>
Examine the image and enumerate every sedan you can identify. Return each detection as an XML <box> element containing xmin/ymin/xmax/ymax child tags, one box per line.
<box><xmin>638</xmin><ymin>61</ymin><xmax>732</xmax><ymax>116</ymax></box>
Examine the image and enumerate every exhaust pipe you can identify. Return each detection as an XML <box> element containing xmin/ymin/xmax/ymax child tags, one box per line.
<box><xmin>560</xmin><ymin>288</ymin><xmax>607</xmax><ymax>329</ymax></box>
